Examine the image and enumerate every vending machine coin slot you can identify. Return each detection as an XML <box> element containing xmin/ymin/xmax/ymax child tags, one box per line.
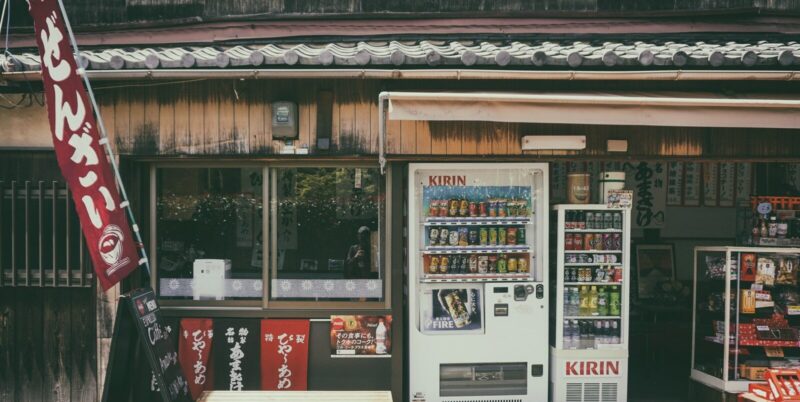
<box><xmin>494</xmin><ymin>303</ymin><xmax>509</xmax><ymax>317</ymax></box>
<box><xmin>514</xmin><ymin>285</ymin><xmax>528</xmax><ymax>301</ymax></box>
<box><xmin>494</xmin><ymin>287</ymin><xmax>509</xmax><ymax>293</ymax></box>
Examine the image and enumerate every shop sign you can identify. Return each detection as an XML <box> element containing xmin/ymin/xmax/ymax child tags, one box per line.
<box><xmin>624</xmin><ymin>161</ymin><xmax>666</xmax><ymax>228</ymax></box>
<box><xmin>261</xmin><ymin>319</ymin><xmax>310</xmax><ymax>390</ymax></box>
<box><xmin>178</xmin><ymin>319</ymin><xmax>214</xmax><ymax>400</ymax></box>
<box><xmin>29</xmin><ymin>0</ymin><xmax>140</xmax><ymax>290</ymax></box>
<box><xmin>428</xmin><ymin>175</ymin><xmax>467</xmax><ymax>186</ymax></box>
<box><xmin>564</xmin><ymin>360</ymin><xmax>622</xmax><ymax>377</ymax></box>
<box><xmin>212</xmin><ymin>319</ymin><xmax>260</xmax><ymax>391</ymax></box>
<box><xmin>330</xmin><ymin>315</ymin><xmax>392</xmax><ymax>357</ymax></box>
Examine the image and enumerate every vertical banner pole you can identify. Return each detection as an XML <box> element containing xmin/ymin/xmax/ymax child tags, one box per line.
<box><xmin>55</xmin><ymin>0</ymin><xmax>151</xmax><ymax>282</ymax></box>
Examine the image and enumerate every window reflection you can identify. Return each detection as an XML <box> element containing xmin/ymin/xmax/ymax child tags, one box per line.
<box><xmin>272</xmin><ymin>167</ymin><xmax>384</xmax><ymax>301</ymax></box>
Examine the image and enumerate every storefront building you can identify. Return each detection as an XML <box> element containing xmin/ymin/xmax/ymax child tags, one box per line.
<box><xmin>2</xmin><ymin>2</ymin><xmax>800</xmax><ymax>402</ymax></box>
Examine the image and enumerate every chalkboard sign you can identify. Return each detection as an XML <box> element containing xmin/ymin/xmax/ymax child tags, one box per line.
<box><xmin>102</xmin><ymin>288</ymin><xmax>192</xmax><ymax>402</ymax></box>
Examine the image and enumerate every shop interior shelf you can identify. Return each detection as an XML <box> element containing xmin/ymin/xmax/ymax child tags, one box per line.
<box><xmin>565</xmin><ymin>250</ymin><xmax>623</xmax><ymax>254</ymax></box>
<box><xmin>565</xmin><ymin>228</ymin><xmax>623</xmax><ymax>233</ymax></box>
<box><xmin>564</xmin><ymin>263</ymin><xmax>622</xmax><ymax>267</ymax></box>
<box><xmin>704</xmin><ymin>336</ymin><xmax>800</xmax><ymax>348</ymax></box>
<box><xmin>424</xmin><ymin>217</ymin><xmax>532</xmax><ymax>225</ymax></box>
<box><xmin>421</xmin><ymin>273</ymin><xmax>531</xmax><ymax>282</ymax></box>
<box><xmin>564</xmin><ymin>316</ymin><xmax>621</xmax><ymax>320</ymax></box>
<box><xmin>423</xmin><ymin>246</ymin><xmax>531</xmax><ymax>254</ymax></box>
<box><xmin>563</xmin><ymin>282</ymin><xmax>622</xmax><ymax>286</ymax></box>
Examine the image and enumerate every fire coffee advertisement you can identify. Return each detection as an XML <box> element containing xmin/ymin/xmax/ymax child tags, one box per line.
<box><xmin>422</xmin><ymin>288</ymin><xmax>483</xmax><ymax>333</ymax></box>
<box><xmin>330</xmin><ymin>315</ymin><xmax>392</xmax><ymax>357</ymax></box>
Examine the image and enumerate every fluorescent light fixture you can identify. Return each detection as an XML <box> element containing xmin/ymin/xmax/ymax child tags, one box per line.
<box><xmin>521</xmin><ymin>135</ymin><xmax>586</xmax><ymax>150</ymax></box>
<box><xmin>607</xmin><ymin>139</ymin><xmax>628</xmax><ymax>152</ymax></box>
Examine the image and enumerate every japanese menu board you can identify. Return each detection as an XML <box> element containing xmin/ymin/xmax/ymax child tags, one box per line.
<box><xmin>102</xmin><ymin>288</ymin><xmax>191</xmax><ymax>402</ymax></box>
<box><xmin>330</xmin><ymin>315</ymin><xmax>392</xmax><ymax>357</ymax></box>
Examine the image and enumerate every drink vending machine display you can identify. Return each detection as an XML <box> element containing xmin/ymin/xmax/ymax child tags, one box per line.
<box><xmin>550</xmin><ymin>205</ymin><xmax>631</xmax><ymax>402</ymax></box>
<box><xmin>409</xmin><ymin>163</ymin><xmax>549</xmax><ymax>402</ymax></box>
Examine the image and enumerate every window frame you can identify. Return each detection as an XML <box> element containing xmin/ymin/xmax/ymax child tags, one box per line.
<box><xmin>149</xmin><ymin>161</ymin><xmax>391</xmax><ymax>312</ymax></box>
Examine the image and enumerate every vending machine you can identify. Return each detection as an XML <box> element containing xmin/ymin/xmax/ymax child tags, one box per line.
<box><xmin>550</xmin><ymin>205</ymin><xmax>631</xmax><ymax>402</ymax></box>
<box><xmin>408</xmin><ymin>163</ymin><xmax>549</xmax><ymax>402</ymax></box>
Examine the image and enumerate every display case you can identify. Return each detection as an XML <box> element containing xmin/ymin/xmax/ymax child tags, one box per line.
<box><xmin>408</xmin><ymin>163</ymin><xmax>549</xmax><ymax>402</ymax></box>
<box><xmin>692</xmin><ymin>246</ymin><xmax>800</xmax><ymax>393</ymax></box>
<box><xmin>550</xmin><ymin>205</ymin><xmax>631</xmax><ymax>402</ymax></box>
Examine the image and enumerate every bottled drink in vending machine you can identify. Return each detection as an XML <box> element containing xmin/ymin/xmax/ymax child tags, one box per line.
<box><xmin>569</xmin><ymin>287</ymin><xmax>580</xmax><ymax>316</ymax></box>
<box><xmin>594</xmin><ymin>321</ymin><xmax>604</xmax><ymax>348</ymax></box>
<box><xmin>579</xmin><ymin>286</ymin><xmax>590</xmax><ymax>316</ymax></box>
<box><xmin>597</xmin><ymin>287</ymin><xmax>609</xmax><ymax>316</ymax></box>
<box><xmin>563</xmin><ymin>320</ymin><xmax>573</xmax><ymax>349</ymax></box>
<box><xmin>589</xmin><ymin>286</ymin><xmax>599</xmax><ymax>316</ymax></box>
<box><xmin>571</xmin><ymin>320</ymin><xmax>580</xmax><ymax>349</ymax></box>
<box><xmin>612</xmin><ymin>320</ymin><xmax>621</xmax><ymax>344</ymax></box>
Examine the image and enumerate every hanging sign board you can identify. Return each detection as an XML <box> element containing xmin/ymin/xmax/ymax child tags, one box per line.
<box><xmin>624</xmin><ymin>161</ymin><xmax>667</xmax><ymax>228</ymax></box>
<box><xmin>102</xmin><ymin>288</ymin><xmax>191</xmax><ymax>402</ymax></box>
<box><xmin>29</xmin><ymin>0</ymin><xmax>141</xmax><ymax>290</ymax></box>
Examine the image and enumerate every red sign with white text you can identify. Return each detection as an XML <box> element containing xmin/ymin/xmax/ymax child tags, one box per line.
<box><xmin>261</xmin><ymin>320</ymin><xmax>310</xmax><ymax>390</ymax></box>
<box><xmin>179</xmin><ymin>319</ymin><xmax>214</xmax><ymax>400</ymax></box>
<box><xmin>29</xmin><ymin>1</ymin><xmax>140</xmax><ymax>290</ymax></box>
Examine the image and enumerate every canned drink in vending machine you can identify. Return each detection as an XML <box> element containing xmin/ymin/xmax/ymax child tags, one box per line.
<box><xmin>506</xmin><ymin>228</ymin><xmax>517</xmax><ymax>245</ymax></box>
<box><xmin>518</xmin><ymin>257</ymin><xmax>528</xmax><ymax>273</ymax></box>
<box><xmin>613</xmin><ymin>212</ymin><xmax>622</xmax><ymax>229</ymax></box>
<box><xmin>449</xmin><ymin>199</ymin><xmax>459</xmax><ymax>217</ymax></box>
<box><xmin>428</xmin><ymin>200</ymin><xmax>439</xmax><ymax>217</ymax></box>
<box><xmin>479</xmin><ymin>202</ymin><xmax>488</xmax><ymax>217</ymax></box>
<box><xmin>439</xmin><ymin>201</ymin><xmax>449</xmax><ymax>217</ymax></box>
<box><xmin>439</xmin><ymin>228</ymin><xmax>449</xmax><ymax>246</ymax></box>
<box><xmin>458</xmin><ymin>228</ymin><xmax>469</xmax><ymax>246</ymax></box>
<box><xmin>479</xmin><ymin>228</ymin><xmax>488</xmax><ymax>245</ymax></box>
<box><xmin>489</xmin><ymin>228</ymin><xmax>498</xmax><ymax>245</ymax></box>
<box><xmin>604</xmin><ymin>212</ymin><xmax>613</xmax><ymax>229</ymax></box>
<box><xmin>583</xmin><ymin>233</ymin><xmax>594</xmax><ymax>251</ymax></box>
<box><xmin>586</xmin><ymin>212</ymin><xmax>594</xmax><ymax>229</ymax></box>
<box><xmin>468</xmin><ymin>201</ymin><xmax>478</xmax><ymax>217</ymax></box>
<box><xmin>439</xmin><ymin>256</ymin><xmax>449</xmax><ymax>273</ymax></box>
<box><xmin>459</xmin><ymin>200</ymin><xmax>469</xmax><ymax>217</ymax></box>
<box><xmin>469</xmin><ymin>255</ymin><xmax>478</xmax><ymax>273</ymax></box>
<box><xmin>478</xmin><ymin>256</ymin><xmax>489</xmax><ymax>273</ymax></box>
<box><xmin>573</xmin><ymin>233</ymin><xmax>584</xmax><ymax>250</ymax></box>
<box><xmin>498</xmin><ymin>227</ymin><xmax>507</xmax><ymax>245</ymax></box>
<box><xmin>613</xmin><ymin>233</ymin><xmax>622</xmax><ymax>250</ymax></box>
<box><xmin>565</xmin><ymin>234</ymin><xmax>574</xmax><ymax>250</ymax></box>
<box><xmin>429</xmin><ymin>256</ymin><xmax>440</xmax><ymax>274</ymax></box>
<box><xmin>488</xmin><ymin>200</ymin><xmax>498</xmax><ymax>217</ymax></box>
<box><xmin>449</xmin><ymin>230</ymin><xmax>460</xmax><ymax>246</ymax></box>
<box><xmin>498</xmin><ymin>200</ymin><xmax>508</xmax><ymax>217</ymax></box>
<box><xmin>517</xmin><ymin>227</ymin><xmax>526</xmax><ymax>244</ymax></box>
<box><xmin>468</xmin><ymin>229</ymin><xmax>479</xmax><ymax>245</ymax></box>
<box><xmin>429</xmin><ymin>228</ymin><xmax>440</xmax><ymax>245</ymax></box>
<box><xmin>508</xmin><ymin>257</ymin><xmax>518</xmax><ymax>272</ymax></box>
<box><xmin>602</xmin><ymin>233</ymin><xmax>613</xmax><ymax>250</ymax></box>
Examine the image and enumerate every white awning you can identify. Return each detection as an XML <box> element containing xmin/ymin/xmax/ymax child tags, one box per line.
<box><xmin>386</xmin><ymin>91</ymin><xmax>800</xmax><ymax>129</ymax></box>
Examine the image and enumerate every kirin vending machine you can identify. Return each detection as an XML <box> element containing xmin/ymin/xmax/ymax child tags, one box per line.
<box><xmin>550</xmin><ymin>204</ymin><xmax>631</xmax><ymax>402</ymax></box>
<box><xmin>409</xmin><ymin>163</ymin><xmax>550</xmax><ymax>402</ymax></box>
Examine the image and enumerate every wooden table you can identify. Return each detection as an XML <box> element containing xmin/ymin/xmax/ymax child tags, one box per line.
<box><xmin>198</xmin><ymin>391</ymin><xmax>393</xmax><ymax>402</ymax></box>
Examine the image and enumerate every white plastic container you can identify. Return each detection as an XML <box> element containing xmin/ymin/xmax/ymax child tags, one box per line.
<box><xmin>193</xmin><ymin>259</ymin><xmax>231</xmax><ymax>300</ymax></box>
<box><xmin>599</xmin><ymin>172</ymin><xmax>626</xmax><ymax>204</ymax></box>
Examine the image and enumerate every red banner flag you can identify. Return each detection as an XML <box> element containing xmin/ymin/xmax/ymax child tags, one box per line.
<box><xmin>261</xmin><ymin>320</ymin><xmax>310</xmax><ymax>390</ymax></box>
<box><xmin>29</xmin><ymin>1</ymin><xmax>140</xmax><ymax>290</ymax></box>
<box><xmin>179</xmin><ymin>319</ymin><xmax>214</xmax><ymax>400</ymax></box>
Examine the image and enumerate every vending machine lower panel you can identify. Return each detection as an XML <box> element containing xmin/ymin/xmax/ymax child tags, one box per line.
<box><xmin>550</xmin><ymin>352</ymin><xmax>628</xmax><ymax>402</ymax></box>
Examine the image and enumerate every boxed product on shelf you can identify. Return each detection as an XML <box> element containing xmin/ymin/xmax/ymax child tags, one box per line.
<box><xmin>740</xmin><ymin>364</ymin><xmax>770</xmax><ymax>381</ymax></box>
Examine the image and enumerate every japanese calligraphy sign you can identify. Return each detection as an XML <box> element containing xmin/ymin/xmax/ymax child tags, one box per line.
<box><xmin>179</xmin><ymin>319</ymin><xmax>213</xmax><ymax>400</ymax></box>
<box><xmin>261</xmin><ymin>319</ymin><xmax>310</xmax><ymax>390</ymax></box>
<box><xmin>623</xmin><ymin>161</ymin><xmax>667</xmax><ymax>228</ymax></box>
<box><xmin>330</xmin><ymin>315</ymin><xmax>392</xmax><ymax>357</ymax></box>
<box><xmin>29</xmin><ymin>0</ymin><xmax>140</xmax><ymax>290</ymax></box>
<box><xmin>212</xmin><ymin>319</ymin><xmax>260</xmax><ymax>391</ymax></box>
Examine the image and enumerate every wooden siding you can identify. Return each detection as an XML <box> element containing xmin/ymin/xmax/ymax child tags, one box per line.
<box><xmin>90</xmin><ymin>79</ymin><xmax>800</xmax><ymax>160</ymax></box>
<box><xmin>0</xmin><ymin>287</ymin><xmax>98</xmax><ymax>402</ymax></box>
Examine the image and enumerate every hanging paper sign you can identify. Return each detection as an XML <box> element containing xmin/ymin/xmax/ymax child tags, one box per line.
<box><xmin>261</xmin><ymin>320</ymin><xmax>310</xmax><ymax>390</ymax></box>
<box><xmin>703</xmin><ymin>163</ymin><xmax>719</xmax><ymax>207</ymax></box>
<box><xmin>29</xmin><ymin>0</ymin><xmax>140</xmax><ymax>290</ymax></box>
<box><xmin>551</xmin><ymin>162</ymin><xmax>568</xmax><ymax>203</ymax></box>
<box><xmin>179</xmin><ymin>319</ymin><xmax>214</xmax><ymax>400</ymax></box>
<box><xmin>624</xmin><ymin>161</ymin><xmax>666</xmax><ymax>228</ymax></box>
<box><xmin>719</xmin><ymin>163</ymin><xmax>736</xmax><ymax>207</ymax></box>
<box><xmin>736</xmin><ymin>163</ymin><xmax>753</xmax><ymax>204</ymax></box>
<box><xmin>684</xmin><ymin>162</ymin><xmax>701</xmax><ymax>206</ymax></box>
<box><xmin>212</xmin><ymin>319</ymin><xmax>260</xmax><ymax>391</ymax></box>
<box><xmin>667</xmin><ymin>162</ymin><xmax>683</xmax><ymax>206</ymax></box>
<box><xmin>330</xmin><ymin>315</ymin><xmax>392</xmax><ymax>357</ymax></box>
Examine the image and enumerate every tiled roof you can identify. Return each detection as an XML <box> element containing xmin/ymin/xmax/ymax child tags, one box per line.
<box><xmin>2</xmin><ymin>39</ymin><xmax>799</xmax><ymax>71</ymax></box>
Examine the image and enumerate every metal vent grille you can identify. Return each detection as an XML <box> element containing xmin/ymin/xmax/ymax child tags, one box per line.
<box><xmin>564</xmin><ymin>382</ymin><xmax>620</xmax><ymax>402</ymax></box>
<box><xmin>566</xmin><ymin>383</ymin><xmax>583</xmax><ymax>402</ymax></box>
<box><xmin>584</xmin><ymin>383</ymin><xmax>600</xmax><ymax>402</ymax></box>
<box><xmin>448</xmin><ymin>399</ymin><xmax>522</xmax><ymax>402</ymax></box>
<box><xmin>601</xmin><ymin>383</ymin><xmax>618</xmax><ymax>402</ymax></box>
